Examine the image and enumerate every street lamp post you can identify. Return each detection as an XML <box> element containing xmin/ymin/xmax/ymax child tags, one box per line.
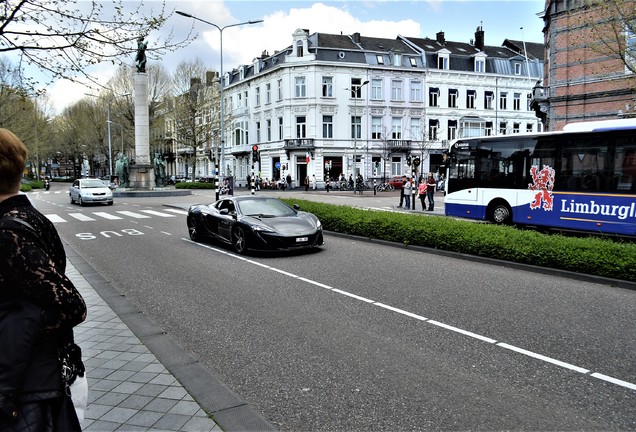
<box><xmin>176</xmin><ymin>11</ymin><xmax>263</xmax><ymax>193</ymax></box>
<box><xmin>347</xmin><ymin>80</ymin><xmax>369</xmax><ymax>193</ymax></box>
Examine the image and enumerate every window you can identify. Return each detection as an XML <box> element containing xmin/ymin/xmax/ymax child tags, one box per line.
<box><xmin>466</xmin><ymin>90</ymin><xmax>476</xmax><ymax>109</ymax></box>
<box><xmin>429</xmin><ymin>88</ymin><xmax>439</xmax><ymax>107</ymax></box>
<box><xmin>255</xmin><ymin>87</ymin><xmax>261</xmax><ymax>106</ymax></box>
<box><xmin>526</xmin><ymin>123</ymin><xmax>533</xmax><ymax>134</ymax></box>
<box><xmin>391</xmin><ymin>117</ymin><xmax>402</xmax><ymax>139</ymax></box>
<box><xmin>267</xmin><ymin>119</ymin><xmax>272</xmax><ymax>141</ymax></box>
<box><xmin>376</xmin><ymin>55</ymin><xmax>384</xmax><ymax>65</ymax></box>
<box><xmin>371</xmin><ymin>117</ymin><xmax>382</xmax><ymax>139</ymax></box>
<box><xmin>627</xmin><ymin>27</ymin><xmax>636</xmax><ymax>72</ymax></box>
<box><xmin>296</xmin><ymin>40</ymin><xmax>303</xmax><ymax>57</ymax></box>
<box><xmin>514</xmin><ymin>62</ymin><xmax>522</xmax><ymax>75</ymax></box>
<box><xmin>437</xmin><ymin>53</ymin><xmax>449</xmax><ymax>70</ymax></box>
<box><xmin>265</xmin><ymin>83</ymin><xmax>271</xmax><ymax>104</ymax></box>
<box><xmin>391</xmin><ymin>80</ymin><xmax>403</xmax><ymax>101</ymax></box>
<box><xmin>295</xmin><ymin>77</ymin><xmax>306</xmax><ymax>98</ymax></box>
<box><xmin>499</xmin><ymin>92</ymin><xmax>507</xmax><ymax>110</ymax></box>
<box><xmin>371</xmin><ymin>79</ymin><xmax>383</xmax><ymax>100</ymax></box>
<box><xmin>256</xmin><ymin>121</ymin><xmax>261</xmax><ymax>142</ymax></box>
<box><xmin>278</xmin><ymin>117</ymin><xmax>283</xmax><ymax>140</ymax></box>
<box><xmin>350</xmin><ymin>78</ymin><xmax>363</xmax><ymax>98</ymax></box>
<box><xmin>244</xmin><ymin>91</ymin><xmax>248</xmax><ymax>107</ymax></box>
<box><xmin>513</xmin><ymin>93</ymin><xmax>521</xmax><ymax>111</ymax></box>
<box><xmin>448</xmin><ymin>120</ymin><xmax>457</xmax><ymax>141</ymax></box>
<box><xmin>513</xmin><ymin>122</ymin><xmax>520</xmax><ymax>133</ymax></box>
<box><xmin>499</xmin><ymin>122</ymin><xmax>507</xmax><ymax>135</ymax></box>
<box><xmin>410</xmin><ymin>81</ymin><xmax>422</xmax><ymax>102</ymax></box>
<box><xmin>351</xmin><ymin>116</ymin><xmax>362</xmax><ymax>139</ymax></box>
<box><xmin>448</xmin><ymin>89</ymin><xmax>458</xmax><ymax>108</ymax></box>
<box><xmin>485</xmin><ymin>91</ymin><xmax>494</xmax><ymax>110</ymax></box>
<box><xmin>322</xmin><ymin>76</ymin><xmax>333</xmax><ymax>97</ymax></box>
<box><xmin>409</xmin><ymin>57</ymin><xmax>417</xmax><ymax>67</ymax></box>
<box><xmin>391</xmin><ymin>156</ymin><xmax>402</xmax><ymax>176</ymax></box>
<box><xmin>475</xmin><ymin>57</ymin><xmax>485</xmax><ymax>73</ymax></box>
<box><xmin>410</xmin><ymin>118</ymin><xmax>421</xmax><ymax>140</ymax></box>
<box><xmin>428</xmin><ymin>119</ymin><xmax>439</xmax><ymax>141</ymax></box>
<box><xmin>296</xmin><ymin>116</ymin><xmax>306</xmax><ymax>138</ymax></box>
<box><xmin>277</xmin><ymin>79</ymin><xmax>283</xmax><ymax>101</ymax></box>
<box><xmin>485</xmin><ymin>122</ymin><xmax>493</xmax><ymax>136</ymax></box>
<box><xmin>323</xmin><ymin>115</ymin><xmax>333</xmax><ymax>138</ymax></box>
<box><xmin>392</xmin><ymin>53</ymin><xmax>402</xmax><ymax>66</ymax></box>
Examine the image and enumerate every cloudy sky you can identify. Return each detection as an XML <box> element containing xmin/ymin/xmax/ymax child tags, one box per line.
<box><xmin>44</xmin><ymin>0</ymin><xmax>545</xmax><ymax>114</ymax></box>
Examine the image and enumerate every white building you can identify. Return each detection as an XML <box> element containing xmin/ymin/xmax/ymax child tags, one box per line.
<box><xmin>223</xmin><ymin>27</ymin><xmax>543</xmax><ymax>188</ymax></box>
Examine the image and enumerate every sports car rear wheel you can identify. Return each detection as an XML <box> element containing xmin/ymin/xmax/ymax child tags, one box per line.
<box><xmin>187</xmin><ymin>217</ymin><xmax>199</xmax><ymax>242</ymax></box>
<box><xmin>232</xmin><ymin>226</ymin><xmax>247</xmax><ymax>254</ymax></box>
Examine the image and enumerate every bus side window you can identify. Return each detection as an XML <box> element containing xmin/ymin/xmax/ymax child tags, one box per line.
<box><xmin>614</xmin><ymin>140</ymin><xmax>636</xmax><ymax>192</ymax></box>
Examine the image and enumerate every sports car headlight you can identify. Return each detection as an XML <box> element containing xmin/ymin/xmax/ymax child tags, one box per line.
<box><xmin>316</xmin><ymin>219</ymin><xmax>322</xmax><ymax>228</ymax></box>
<box><xmin>253</xmin><ymin>224</ymin><xmax>275</xmax><ymax>233</ymax></box>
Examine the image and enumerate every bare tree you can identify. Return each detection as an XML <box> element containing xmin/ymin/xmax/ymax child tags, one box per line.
<box><xmin>0</xmin><ymin>0</ymin><xmax>194</xmax><ymax>91</ymax></box>
<box><xmin>171</xmin><ymin>59</ymin><xmax>220</xmax><ymax>181</ymax></box>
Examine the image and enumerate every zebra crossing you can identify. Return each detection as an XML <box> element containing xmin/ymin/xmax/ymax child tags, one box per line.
<box><xmin>45</xmin><ymin>208</ymin><xmax>188</xmax><ymax>223</ymax></box>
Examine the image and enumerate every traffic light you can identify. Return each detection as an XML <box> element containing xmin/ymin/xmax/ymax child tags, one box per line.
<box><xmin>413</xmin><ymin>156</ymin><xmax>421</xmax><ymax>167</ymax></box>
<box><xmin>406</xmin><ymin>154</ymin><xmax>412</xmax><ymax>166</ymax></box>
<box><xmin>252</xmin><ymin>145</ymin><xmax>259</xmax><ymax>162</ymax></box>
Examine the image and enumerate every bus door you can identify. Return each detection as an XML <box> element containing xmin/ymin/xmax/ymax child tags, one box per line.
<box><xmin>448</xmin><ymin>143</ymin><xmax>478</xmax><ymax>202</ymax></box>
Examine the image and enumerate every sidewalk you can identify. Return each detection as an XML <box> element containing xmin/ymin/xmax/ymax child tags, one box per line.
<box><xmin>66</xmin><ymin>251</ymin><xmax>275</xmax><ymax>431</ymax></box>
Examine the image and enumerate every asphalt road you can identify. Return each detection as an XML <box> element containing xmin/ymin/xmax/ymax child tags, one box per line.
<box><xmin>31</xmin><ymin>184</ymin><xmax>636</xmax><ymax>431</ymax></box>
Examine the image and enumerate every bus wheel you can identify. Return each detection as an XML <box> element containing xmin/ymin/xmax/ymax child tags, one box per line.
<box><xmin>490</xmin><ymin>202</ymin><xmax>512</xmax><ymax>224</ymax></box>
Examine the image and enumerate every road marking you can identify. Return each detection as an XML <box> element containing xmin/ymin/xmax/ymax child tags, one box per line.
<box><xmin>69</xmin><ymin>213</ymin><xmax>95</xmax><ymax>221</ymax></box>
<box><xmin>141</xmin><ymin>210</ymin><xmax>176</xmax><ymax>217</ymax></box>
<box><xmin>93</xmin><ymin>212</ymin><xmax>122</xmax><ymax>220</ymax></box>
<box><xmin>45</xmin><ymin>214</ymin><xmax>67</xmax><ymax>223</ymax></box>
<box><xmin>116</xmin><ymin>211</ymin><xmax>151</xmax><ymax>219</ymax></box>
<box><xmin>165</xmin><ymin>209</ymin><xmax>188</xmax><ymax>215</ymax></box>
<box><xmin>183</xmin><ymin>237</ymin><xmax>636</xmax><ymax>393</ymax></box>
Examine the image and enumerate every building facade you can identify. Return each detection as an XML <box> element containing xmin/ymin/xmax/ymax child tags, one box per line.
<box><xmin>532</xmin><ymin>0</ymin><xmax>636</xmax><ymax>131</ymax></box>
<box><xmin>200</xmin><ymin>27</ymin><xmax>543</xmax><ymax>188</ymax></box>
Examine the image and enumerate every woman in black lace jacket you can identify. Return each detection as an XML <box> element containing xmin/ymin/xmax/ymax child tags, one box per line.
<box><xmin>0</xmin><ymin>128</ymin><xmax>86</xmax><ymax>431</ymax></box>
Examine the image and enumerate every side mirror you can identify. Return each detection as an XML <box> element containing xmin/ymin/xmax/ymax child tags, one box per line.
<box><xmin>219</xmin><ymin>208</ymin><xmax>229</xmax><ymax>215</ymax></box>
<box><xmin>293</xmin><ymin>204</ymin><xmax>300</xmax><ymax>210</ymax></box>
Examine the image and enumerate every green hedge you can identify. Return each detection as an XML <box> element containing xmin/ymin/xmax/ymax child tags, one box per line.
<box><xmin>281</xmin><ymin>198</ymin><xmax>636</xmax><ymax>283</ymax></box>
<box><xmin>175</xmin><ymin>182</ymin><xmax>215</xmax><ymax>189</ymax></box>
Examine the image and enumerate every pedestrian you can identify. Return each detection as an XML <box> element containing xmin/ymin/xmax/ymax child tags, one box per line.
<box><xmin>286</xmin><ymin>173</ymin><xmax>292</xmax><ymax>189</ymax></box>
<box><xmin>311</xmin><ymin>174</ymin><xmax>316</xmax><ymax>190</ymax></box>
<box><xmin>418</xmin><ymin>178</ymin><xmax>427</xmax><ymax>210</ymax></box>
<box><xmin>404</xmin><ymin>176</ymin><xmax>412</xmax><ymax>209</ymax></box>
<box><xmin>426</xmin><ymin>173</ymin><xmax>437</xmax><ymax>211</ymax></box>
<box><xmin>304</xmin><ymin>175</ymin><xmax>309</xmax><ymax>191</ymax></box>
<box><xmin>0</xmin><ymin>128</ymin><xmax>87</xmax><ymax>431</ymax></box>
<box><xmin>398</xmin><ymin>175</ymin><xmax>406</xmax><ymax>207</ymax></box>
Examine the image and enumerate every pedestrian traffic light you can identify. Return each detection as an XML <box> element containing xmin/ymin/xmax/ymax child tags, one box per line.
<box><xmin>406</xmin><ymin>154</ymin><xmax>412</xmax><ymax>166</ymax></box>
<box><xmin>252</xmin><ymin>145</ymin><xmax>259</xmax><ymax>162</ymax></box>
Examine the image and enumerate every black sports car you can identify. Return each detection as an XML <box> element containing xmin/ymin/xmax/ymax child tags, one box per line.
<box><xmin>187</xmin><ymin>196</ymin><xmax>324</xmax><ymax>254</ymax></box>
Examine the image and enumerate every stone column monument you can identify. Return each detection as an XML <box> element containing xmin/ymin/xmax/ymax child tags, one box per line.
<box><xmin>128</xmin><ymin>36</ymin><xmax>155</xmax><ymax>189</ymax></box>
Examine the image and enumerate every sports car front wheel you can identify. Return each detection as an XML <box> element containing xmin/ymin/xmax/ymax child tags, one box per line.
<box><xmin>187</xmin><ymin>217</ymin><xmax>200</xmax><ymax>242</ymax></box>
<box><xmin>232</xmin><ymin>226</ymin><xmax>247</xmax><ymax>254</ymax></box>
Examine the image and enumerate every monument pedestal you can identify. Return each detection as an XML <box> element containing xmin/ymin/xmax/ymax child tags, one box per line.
<box><xmin>128</xmin><ymin>164</ymin><xmax>155</xmax><ymax>190</ymax></box>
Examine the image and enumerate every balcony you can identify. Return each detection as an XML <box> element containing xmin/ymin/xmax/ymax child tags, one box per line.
<box><xmin>388</xmin><ymin>139</ymin><xmax>411</xmax><ymax>152</ymax></box>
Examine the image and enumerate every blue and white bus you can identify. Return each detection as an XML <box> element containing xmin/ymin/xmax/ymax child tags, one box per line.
<box><xmin>444</xmin><ymin>119</ymin><xmax>636</xmax><ymax>236</ymax></box>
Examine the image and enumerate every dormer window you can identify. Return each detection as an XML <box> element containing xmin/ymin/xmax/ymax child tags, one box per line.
<box><xmin>296</xmin><ymin>40</ymin><xmax>304</xmax><ymax>57</ymax></box>
<box><xmin>376</xmin><ymin>55</ymin><xmax>384</xmax><ymax>65</ymax></box>
<box><xmin>437</xmin><ymin>53</ymin><xmax>449</xmax><ymax>70</ymax></box>
<box><xmin>409</xmin><ymin>57</ymin><xmax>417</xmax><ymax>67</ymax></box>
<box><xmin>514</xmin><ymin>62</ymin><xmax>522</xmax><ymax>75</ymax></box>
<box><xmin>239</xmin><ymin>66</ymin><xmax>245</xmax><ymax>80</ymax></box>
<box><xmin>475</xmin><ymin>57</ymin><xmax>485</xmax><ymax>73</ymax></box>
<box><xmin>392</xmin><ymin>52</ymin><xmax>402</xmax><ymax>67</ymax></box>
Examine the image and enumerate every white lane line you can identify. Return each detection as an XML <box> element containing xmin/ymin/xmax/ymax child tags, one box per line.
<box><xmin>590</xmin><ymin>373</ymin><xmax>636</xmax><ymax>391</ymax></box>
<box><xmin>93</xmin><ymin>212</ymin><xmax>122</xmax><ymax>220</ymax></box>
<box><xmin>116</xmin><ymin>211</ymin><xmax>151</xmax><ymax>219</ymax></box>
<box><xmin>141</xmin><ymin>210</ymin><xmax>176</xmax><ymax>217</ymax></box>
<box><xmin>497</xmin><ymin>343</ymin><xmax>589</xmax><ymax>373</ymax></box>
<box><xmin>164</xmin><ymin>209</ymin><xmax>188</xmax><ymax>215</ymax></box>
<box><xmin>160</xmin><ymin>231</ymin><xmax>172</xmax><ymax>236</ymax></box>
<box><xmin>45</xmin><ymin>214</ymin><xmax>67</xmax><ymax>223</ymax></box>
<box><xmin>182</xmin><ymin>237</ymin><xmax>636</xmax><ymax>392</ymax></box>
<box><xmin>68</xmin><ymin>213</ymin><xmax>95</xmax><ymax>221</ymax></box>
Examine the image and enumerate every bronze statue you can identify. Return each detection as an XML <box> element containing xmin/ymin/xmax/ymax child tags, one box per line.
<box><xmin>153</xmin><ymin>153</ymin><xmax>166</xmax><ymax>187</ymax></box>
<box><xmin>135</xmin><ymin>36</ymin><xmax>147</xmax><ymax>73</ymax></box>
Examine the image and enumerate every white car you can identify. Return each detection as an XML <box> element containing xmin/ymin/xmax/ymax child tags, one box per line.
<box><xmin>69</xmin><ymin>178</ymin><xmax>114</xmax><ymax>206</ymax></box>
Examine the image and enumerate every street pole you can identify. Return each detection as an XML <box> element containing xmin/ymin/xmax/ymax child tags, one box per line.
<box><xmin>107</xmin><ymin>104</ymin><xmax>113</xmax><ymax>177</ymax></box>
<box><xmin>176</xmin><ymin>11</ymin><xmax>263</xmax><ymax>189</ymax></box>
<box><xmin>349</xmin><ymin>80</ymin><xmax>369</xmax><ymax>194</ymax></box>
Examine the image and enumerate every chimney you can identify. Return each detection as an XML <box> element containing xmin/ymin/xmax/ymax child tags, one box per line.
<box><xmin>436</xmin><ymin>31</ymin><xmax>445</xmax><ymax>44</ymax></box>
<box><xmin>352</xmin><ymin>32</ymin><xmax>361</xmax><ymax>43</ymax></box>
<box><xmin>206</xmin><ymin>71</ymin><xmax>218</xmax><ymax>86</ymax></box>
<box><xmin>475</xmin><ymin>25</ymin><xmax>484</xmax><ymax>51</ymax></box>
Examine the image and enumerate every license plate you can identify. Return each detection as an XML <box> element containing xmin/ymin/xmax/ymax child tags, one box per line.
<box><xmin>296</xmin><ymin>237</ymin><xmax>308</xmax><ymax>242</ymax></box>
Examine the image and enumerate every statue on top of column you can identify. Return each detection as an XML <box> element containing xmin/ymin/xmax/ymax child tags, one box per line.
<box><xmin>135</xmin><ymin>36</ymin><xmax>147</xmax><ymax>73</ymax></box>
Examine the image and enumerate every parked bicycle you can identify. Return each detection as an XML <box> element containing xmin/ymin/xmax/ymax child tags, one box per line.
<box><xmin>374</xmin><ymin>182</ymin><xmax>395</xmax><ymax>192</ymax></box>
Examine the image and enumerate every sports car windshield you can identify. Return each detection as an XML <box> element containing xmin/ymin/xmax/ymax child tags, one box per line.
<box><xmin>82</xmin><ymin>180</ymin><xmax>107</xmax><ymax>188</ymax></box>
<box><xmin>238</xmin><ymin>198</ymin><xmax>296</xmax><ymax>217</ymax></box>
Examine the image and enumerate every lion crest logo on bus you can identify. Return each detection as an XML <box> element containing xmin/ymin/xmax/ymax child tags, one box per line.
<box><xmin>528</xmin><ymin>165</ymin><xmax>555</xmax><ymax>210</ymax></box>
